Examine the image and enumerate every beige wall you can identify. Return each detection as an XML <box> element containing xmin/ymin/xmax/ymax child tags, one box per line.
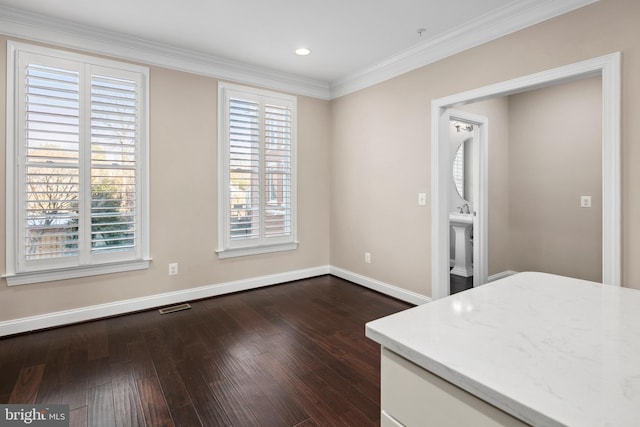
<box><xmin>508</xmin><ymin>77</ymin><xmax>602</xmax><ymax>281</ymax></box>
<box><xmin>330</xmin><ymin>0</ymin><xmax>640</xmax><ymax>295</ymax></box>
<box><xmin>0</xmin><ymin>38</ymin><xmax>332</xmax><ymax>321</ymax></box>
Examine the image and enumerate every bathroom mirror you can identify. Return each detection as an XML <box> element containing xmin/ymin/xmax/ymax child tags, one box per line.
<box><xmin>452</xmin><ymin>143</ymin><xmax>465</xmax><ymax>200</ymax></box>
<box><xmin>451</xmin><ymin>135</ymin><xmax>473</xmax><ymax>204</ymax></box>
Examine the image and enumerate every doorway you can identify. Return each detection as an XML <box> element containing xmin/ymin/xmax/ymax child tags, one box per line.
<box><xmin>446</xmin><ymin>111</ymin><xmax>488</xmax><ymax>294</ymax></box>
<box><xmin>430</xmin><ymin>53</ymin><xmax>621</xmax><ymax>300</ymax></box>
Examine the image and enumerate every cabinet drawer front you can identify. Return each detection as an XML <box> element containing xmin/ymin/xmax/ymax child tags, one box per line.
<box><xmin>381</xmin><ymin>348</ymin><xmax>528</xmax><ymax>427</ymax></box>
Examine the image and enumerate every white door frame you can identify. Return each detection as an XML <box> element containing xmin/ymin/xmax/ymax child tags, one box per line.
<box><xmin>445</xmin><ymin>110</ymin><xmax>488</xmax><ymax>288</ymax></box>
<box><xmin>431</xmin><ymin>52</ymin><xmax>621</xmax><ymax>300</ymax></box>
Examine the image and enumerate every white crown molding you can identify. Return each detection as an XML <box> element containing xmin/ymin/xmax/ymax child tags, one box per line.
<box><xmin>0</xmin><ymin>5</ymin><xmax>331</xmax><ymax>100</ymax></box>
<box><xmin>1</xmin><ymin>1</ymin><xmax>596</xmax><ymax>101</ymax></box>
<box><xmin>329</xmin><ymin>0</ymin><xmax>599</xmax><ymax>99</ymax></box>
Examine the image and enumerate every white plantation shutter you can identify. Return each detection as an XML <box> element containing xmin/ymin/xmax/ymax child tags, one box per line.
<box><xmin>6</xmin><ymin>42</ymin><xmax>149</xmax><ymax>284</ymax></box>
<box><xmin>229</xmin><ymin>98</ymin><xmax>260</xmax><ymax>241</ymax></box>
<box><xmin>24</xmin><ymin>63</ymin><xmax>81</xmax><ymax>260</ymax></box>
<box><xmin>90</xmin><ymin>73</ymin><xmax>138</xmax><ymax>254</ymax></box>
<box><xmin>219</xmin><ymin>83</ymin><xmax>297</xmax><ymax>258</ymax></box>
<box><xmin>264</xmin><ymin>103</ymin><xmax>292</xmax><ymax>238</ymax></box>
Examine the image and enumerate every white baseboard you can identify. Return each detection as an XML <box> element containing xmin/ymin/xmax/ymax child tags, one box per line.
<box><xmin>0</xmin><ymin>265</ymin><xmax>330</xmax><ymax>337</ymax></box>
<box><xmin>330</xmin><ymin>266</ymin><xmax>431</xmax><ymax>306</ymax></box>
<box><xmin>488</xmin><ymin>270</ymin><xmax>518</xmax><ymax>282</ymax></box>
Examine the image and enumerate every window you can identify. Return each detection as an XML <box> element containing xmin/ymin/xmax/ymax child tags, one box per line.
<box><xmin>5</xmin><ymin>41</ymin><xmax>150</xmax><ymax>285</ymax></box>
<box><xmin>218</xmin><ymin>82</ymin><xmax>297</xmax><ymax>258</ymax></box>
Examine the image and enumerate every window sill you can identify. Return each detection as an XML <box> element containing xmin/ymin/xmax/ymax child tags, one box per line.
<box><xmin>217</xmin><ymin>242</ymin><xmax>298</xmax><ymax>259</ymax></box>
<box><xmin>3</xmin><ymin>259</ymin><xmax>152</xmax><ymax>286</ymax></box>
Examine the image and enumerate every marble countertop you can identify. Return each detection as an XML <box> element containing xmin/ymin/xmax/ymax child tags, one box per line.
<box><xmin>365</xmin><ymin>272</ymin><xmax>640</xmax><ymax>427</ymax></box>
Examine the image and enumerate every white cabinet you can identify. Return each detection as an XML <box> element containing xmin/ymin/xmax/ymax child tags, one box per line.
<box><xmin>381</xmin><ymin>348</ymin><xmax>528</xmax><ymax>426</ymax></box>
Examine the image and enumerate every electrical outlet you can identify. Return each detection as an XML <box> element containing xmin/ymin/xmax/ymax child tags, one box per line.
<box><xmin>364</xmin><ymin>252</ymin><xmax>371</xmax><ymax>264</ymax></box>
<box><xmin>581</xmin><ymin>196</ymin><xmax>592</xmax><ymax>208</ymax></box>
<box><xmin>168</xmin><ymin>263</ymin><xmax>179</xmax><ymax>276</ymax></box>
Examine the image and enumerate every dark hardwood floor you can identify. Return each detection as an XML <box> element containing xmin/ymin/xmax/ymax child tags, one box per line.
<box><xmin>0</xmin><ymin>275</ymin><xmax>411</xmax><ymax>426</ymax></box>
<box><xmin>450</xmin><ymin>273</ymin><xmax>474</xmax><ymax>295</ymax></box>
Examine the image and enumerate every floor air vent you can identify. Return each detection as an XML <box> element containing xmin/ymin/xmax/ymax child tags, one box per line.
<box><xmin>158</xmin><ymin>303</ymin><xmax>192</xmax><ymax>314</ymax></box>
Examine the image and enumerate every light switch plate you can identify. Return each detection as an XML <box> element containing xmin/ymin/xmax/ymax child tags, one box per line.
<box><xmin>418</xmin><ymin>193</ymin><xmax>427</xmax><ymax>206</ymax></box>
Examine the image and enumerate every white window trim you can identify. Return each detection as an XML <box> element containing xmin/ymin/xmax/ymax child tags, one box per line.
<box><xmin>217</xmin><ymin>81</ymin><xmax>298</xmax><ymax>259</ymax></box>
<box><xmin>5</xmin><ymin>41</ymin><xmax>151</xmax><ymax>285</ymax></box>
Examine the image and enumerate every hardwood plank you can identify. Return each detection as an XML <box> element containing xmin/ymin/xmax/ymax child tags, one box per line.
<box><xmin>142</xmin><ymin>328</ymin><xmax>192</xmax><ymax>407</ymax></box>
<box><xmin>207</xmin><ymin>377</ymin><xmax>262</xmax><ymax>426</ymax></box>
<box><xmin>137</xmin><ymin>376</ymin><xmax>174</xmax><ymax>427</ymax></box>
<box><xmin>87</xmin><ymin>321</ymin><xmax>110</xmax><ymax>361</ymax></box>
<box><xmin>70</xmin><ymin>406</ymin><xmax>88</xmax><ymax>427</ymax></box>
<box><xmin>340</xmin><ymin>407</ymin><xmax>378</xmax><ymax>427</ymax></box>
<box><xmin>127</xmin><ymin>341</ymin><xmax>157</xmax><ymax>380</ymax></box>
<box><xmin>0</xmin><ymin>360</ymin><xmax>23</xmax><ymax>399</ymax></box>
<box><xmin>174</xmin><ymin>359</ymin><xmax>230</xmax><ymax>426</ymax></box>
<box><xmin>86</xmin><ymin>357</ymin><xmax>112</xmax><ymax>388</ymax></box>
<box><xmin>167</xmin><ymin>403</ymin><xmax>203</xmax><ymax>427</ymax></box>
<box><xmin>223</xmin><ymin>372</ymin><xmax>289</xmax><ymax>427</ymax></box>
<box><xmin>315</xmin><ymin>364</ymin><xmax>380</xmax><ymax>422</ymax></box>
<box><xmin>297</xmin><ymin>371</ymin><xmax>351</xmax><ymax>416</ymax></box>
<box><xmin>244</xmin><ymin>353</ymin><xmax>310</xmax><ymax>426</ymax></box>
<box><xmin>9</xmin><ymin>363</ymin><xmax>45</xmax><ymax>404</ymax></box>
<box><xmin>284</xmin><ymin>375</ymin><xmax>347</xmax><ymax>427</ymax></box>
<box><xmin>87</xmin><ymin>382</ymin><xmax>116</xmax><ymax>427</ymax></box>
<box><xmin>59</xmin><ymin>382</ymin><xmax>88</xmax><ymax>411</ymax></box>
<box><xmin>111</xmin><ymin>362</ymin><xmax>145</xmax><ymax>427</ymax></box>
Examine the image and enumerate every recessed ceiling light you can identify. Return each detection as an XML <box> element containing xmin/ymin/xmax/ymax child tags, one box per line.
<box><xmin>295</xmin><ymin>48</ymin><xmax>311</xmax><ymax>56</ymax></box>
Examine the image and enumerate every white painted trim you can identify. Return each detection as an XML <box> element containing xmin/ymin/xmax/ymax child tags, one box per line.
<box><xmin>488</xmin><ymin>270</ymin><xmax>519</xmax><ymax>282</ymax></box>
<box><xmin>5</xmin><ymin>39</ymin><xmax>18</xmax><ymax>278</ymax></box>
<box><xmin>432</xmin><ymin>52</ymin><xmax>621</xmax><ymax>300</ymax></box>
<box><xmin>0</xmin><ymin>1</ymin><xmax>596</xmax><ymax>100</ymax></box>
<box><xmin>330</xmin><ymin>0</ymin><xmax>598</xmax><ymax>99</ymax></box>
<box><xmin>330</xmin><ymin>266</ymin><xmax>431</xmax><ymax>306</ymax></box>
<box><xmin>4</xmin><ymin>259</ymin><xmax>152</xmax><ymax>286</ymax></box>
<box><xmin>0</xmin><ymin>266</ymin><xmax>331</xmax><ymax>336</ymax></box>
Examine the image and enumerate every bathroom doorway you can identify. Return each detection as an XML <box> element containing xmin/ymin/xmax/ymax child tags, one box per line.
<box><xmin>431</xmin><ymin>53</ymin><xmax>621</xmax><ymax>300</ymax></box>
<box><xmin>446</xmin><ymin>111</ymin><xmax>488</xmax><ymax>294</ymax></box>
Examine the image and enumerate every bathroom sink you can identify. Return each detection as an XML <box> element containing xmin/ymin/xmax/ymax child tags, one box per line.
<box><xmin>449</xmin><ymin>213</ymin><xmax>473</xmax><ymax>225</ymax></box>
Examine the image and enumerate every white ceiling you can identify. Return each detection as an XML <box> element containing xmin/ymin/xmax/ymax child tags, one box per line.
<box><xmin>0</xmin><ymin>0</ymin><xmax>596</xmax><ymax>99</ymax></box>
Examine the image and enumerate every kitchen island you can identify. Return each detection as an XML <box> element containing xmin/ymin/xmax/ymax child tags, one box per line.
<box><xmin>366</xmin><ymin>272</ymin><xmax>640</xmax><ymax>426</ymax></box>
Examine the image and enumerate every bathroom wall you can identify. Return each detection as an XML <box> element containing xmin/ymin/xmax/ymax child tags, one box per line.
<box><xmin>508</xmin><ymin>77</ymin><xmax>602</xmax><ymax>282</ymax></box>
